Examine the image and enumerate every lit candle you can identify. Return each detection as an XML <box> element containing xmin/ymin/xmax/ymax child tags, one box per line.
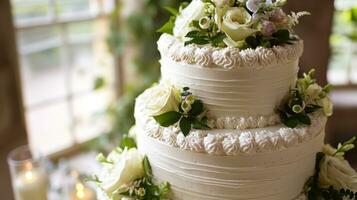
<box><xmin>73</xmin><ymin>182</ymin><xmax>95</xmax><ymax>200</ymax></box>
<box><xmin>14</xmin><ymin>168</ymin><xmax>47</xmax><ymax>200</ymax></box>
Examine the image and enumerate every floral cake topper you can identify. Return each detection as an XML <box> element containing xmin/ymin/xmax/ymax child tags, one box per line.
<box><xmin>159</xmin><ymin>0</ymin><xmax>309</xmax><ymax>49</ymax></box>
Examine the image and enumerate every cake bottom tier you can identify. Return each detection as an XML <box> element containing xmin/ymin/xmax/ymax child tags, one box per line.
<box><xmin>137</xmin><ymin>128</ymin><xmax>325</xmax><ymax>200</ymax></box>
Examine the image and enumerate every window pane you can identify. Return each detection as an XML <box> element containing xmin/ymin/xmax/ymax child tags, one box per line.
<box><xmin>18</xmin><ymin>26</ymin><xmax>61</xmax><ymax>54</ymax></box>
<box><xmin>69</xmin><ymin>43</ymin><xmax>95</xmax><ymax>93</ymax></box>
<box><xmin>73</xmin><ymin>89</ymin><xmax>114</xmax><ymax>143</ymax></box>
<box><xmin>69</xmin><ymin>20</ymin><xmax>114</xmax><ymax>94</ymax></box>
<box><xmin>56</xmin><ymin>0</ymin><xmax>97</xmax><ymax>18</ymax></box>
<box><xmin>20</xmin><ymin>47</ymin><xmax>67</xmax><ymax>107</ymax></box>
<box><xmin>67</xmin><ymin>21</ymin><xmax>93</xmax><ymax>43</ymax></box>
<box><xmin>27</xmin><ymin>101</ymin><xmax>74</xmax><ymax>155</ymax></box>
<box><xmin>11</xmin><ymin>0</ymin><xmax>51</xmax><ymax>24</ymax></box>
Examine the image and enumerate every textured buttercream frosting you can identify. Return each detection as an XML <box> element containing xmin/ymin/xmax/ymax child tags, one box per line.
<box><xmin>137</xmin><ymin>127</ymin><xmax>324</xmax><ymax>200</ymax></box>
<box><xmin>158</xmin><ymin>34</ymin><xmax>303</xmax><ymax>119</ymax></box>
<box><xmin>158</xmin><ymin>34</ymin><xmax>304</xmax><ymax>70</ymax></box>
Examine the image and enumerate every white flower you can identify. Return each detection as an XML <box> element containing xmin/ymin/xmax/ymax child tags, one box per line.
<box><xmin>323</xmin><ymin>144</ymin><xmax>337</xmax><ymax>156</ymax></box>
<box><xmin>173</xmin><ymin>0</ymin><xmax>206</xmax><ymax>39</ymax></box>
<box><xmin>145</xmin><ymin>82</ymin><xmax>181</xmax><ymax>116</ymax></box>
<box><xmin>213</xmin><ymin>0</ymin><xmax>231</xmax><ymax>7</ymax></box>
<box><xmin>199</xmin><ymin>16</ymin><xmax>211</xmax><ymax>29</ymax></box>
<box><xmin>181</xmin><ymin>101</ymin><xmax>192</xmax><ymax>113</ymax></box>
<box><xmin>221</xmin><ymin>7</ymin><xmax>257</xmax><ymax>43</ymax></box>
<box><xmin>246</xmin><ymin>0</ymin><xmax>261</xmax><ymax>13</ymax></box>
<box><xmin>305</xmin><ymin>83</ymin><xmax>323</xmax><ymax>100</ymax></box>
<box><xmin>99</xmin><ymin>148</ymin><xmax>145</xmax><ymax>196</ymax></box>
<box><xmin>319</xmin><ymin>155</ymin><xmax>357</xmax><ymax>191</ymax></box>
<box><xmin>318</xmin><ymin>97</ymin><xmax>333</xmax><ymax>117</ymax></box>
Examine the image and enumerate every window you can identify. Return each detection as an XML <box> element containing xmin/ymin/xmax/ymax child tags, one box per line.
<box><xmin>328</xmin><ymin>0</ymin><xmax>357</xmax><ymax>85</ymax></box>
<box><xmin>11</xmin><ymin>0</ymin><xmax>117</xmax><ymax>156</ymax></box>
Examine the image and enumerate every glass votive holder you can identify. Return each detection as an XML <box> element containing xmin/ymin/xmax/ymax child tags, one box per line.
<box><xmin>7</xmin><ymin>145</ymin><xmax>48</xmax><ymax>200</ymax></box>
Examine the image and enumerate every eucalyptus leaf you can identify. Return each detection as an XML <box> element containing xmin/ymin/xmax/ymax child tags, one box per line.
<box><xmin>154</xmin><ymin>111</ymin><xmax>182</xmax><ymax>127</ymax></box>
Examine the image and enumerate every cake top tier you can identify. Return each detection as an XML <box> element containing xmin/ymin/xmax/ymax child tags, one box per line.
<box><xmin>158</xmin><ymin>0</ymin><xmax>309</xmax><ymax>50</ymax></box>
<box><xmin>158</xmin><ymin>33</ymin><xmax>303</xmax><ymax>70</ymax></box>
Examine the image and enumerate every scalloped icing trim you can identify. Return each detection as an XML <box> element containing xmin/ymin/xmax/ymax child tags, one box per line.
<box><xmin>158</xmin><ymin>34</ymin><xmax>304</xmax><ymax>70</ymax></box>
<box><xmin>136</xmin><ymin>113</ymin><xmax>326</xmax><ymax>156</ymax></box>
<box><xmin>135</xmin><ymin>87</ymin><xmax>281</xmax><ymax>131</ymax></box>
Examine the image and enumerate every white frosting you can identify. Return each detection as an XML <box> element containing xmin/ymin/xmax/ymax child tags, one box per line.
<box><xmin>135</xmin><ymin>111</ymin><xmax>326</xmax><ymax>155</ymax></box>
<box><xmin>159</xmin><ymin>49</ymin><xmax>300</xmax><ymax>119</ymax></box>
<box><xmin>158</xmin><ymin>34</ymin><xmax>303</xmax><ymax>70</ymax></box>
<box><xmin>137</xmin><ymin>126</ymin><xmax>325</xmax><ymax>200</ymax></box>
<box><xmin>136</xmin><ymin>87</ymin><xmax>282</xmax><ymax>131</ymax></box>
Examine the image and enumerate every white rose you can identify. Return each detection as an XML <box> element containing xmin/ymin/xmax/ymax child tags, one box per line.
<box><xmin>213</xmin><ymin>0</ymin><xmax>231</xmax><ymax>7</ymax></box>
<box><xmin>305</xmin><ymin>83</ymin><xmax>322</xmax><ymax>100</ymax></box>
<box><xmin>173</xmin><ymin>0</ymin><xmax>206</xmax><ymax>39</ymax></box>
<box><xmin>99</xmin><ymin>148</ymin><xmax>145</xmax><ymax>196</ymax></box>
<box><xmin>319</xmin><ymin>155</ymin><xmax>357</xmax><ymax>191</ymax></box>
<box><xmin>318</xmin><ymin>97</ymin><xmax>333</xmax><ymax>117</ymax></box>
<box><xmin>221</xmin><ymin>7</ymin><xmax>257</xmax><ymax>43</ymax></box>
<box><xmin>145</xmin><ymin>82</ymin><xmax>181</xmax><ymax>116</ymax></box>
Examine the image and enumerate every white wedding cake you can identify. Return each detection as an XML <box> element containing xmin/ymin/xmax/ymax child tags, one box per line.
<box><xmin>94</xmin><ymin>1</ymin><xmax>357</xmax><ymax>200</ymax></box>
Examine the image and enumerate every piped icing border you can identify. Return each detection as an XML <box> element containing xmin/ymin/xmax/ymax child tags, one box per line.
<box><xmin>135</xmin><ymin>87</ymin><xmax>281</xmax><ymax>131</ymax></box>
<box><xmin>158</xmin><ymin>34</ymin><xmax>304</xmax><ymax>70</ymax></box>
<box><xmin>136</xmin><ymin>113</ymin><xmax>326</xmax><ymax>156</ymax></box>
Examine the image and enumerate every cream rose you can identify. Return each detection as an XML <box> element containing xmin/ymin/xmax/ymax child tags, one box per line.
<box><xmin>319</xmin><ymin>155</ymin><xmax>357</xmax><ymax>191</ymax></box>
<box><xmin>173</xmin><ymin>0</ymin><xmax>206</xmax><ymax>39</ymax></box>
<box><xmin>305</xmin><ymin>83</ymin><xmax>322</xmax><ymax>100</ymax></box>
<box><xmin>145</xmin><ymin>82</ymin><xmax>181</xmax><ymax>116</ymax></box>
<box><xmin>318</xmin><ymin>97</ymin><xmax>333</xmax><ymax>117</ymax></box>
<box><xmin>99</xmin><ymin>148</ymin><xmax>145</xmax><ymax>196</ymax></box>
<box><xmin>221</xmin><ymin>7</ymin><xmax>257</xmax><ymax>44</ymax></box>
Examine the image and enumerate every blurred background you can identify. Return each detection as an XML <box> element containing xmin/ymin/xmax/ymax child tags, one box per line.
<box><xmin>0</xmin><ymin>0</ymin><xmax>356</xmax><ymax>199</ymax></box>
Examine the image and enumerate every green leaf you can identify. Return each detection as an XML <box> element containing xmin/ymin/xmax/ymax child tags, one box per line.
<box><xmin>184</xmin><ymin>37</ymin><xmax>209</xmax><ymax>46</ymax></box>
<box><xmin>190</xmin><ymin>100</ymin><xmax>204</xmax><ymax>116</ymax></box>
<box><xmin>185</xmin><ymin>31</ymin><xmax>201</xmax><ymax>38</ymax></box>
<box><xmin>164</xmin><ymin>6</ymin><xmax>178</xmax><ymax>16</ymax></box>
<box><xmin>296</xmin><ymin>114</ymin><xmax>311</xmax><ymax>125</ymax></box>
<box><xmin>272</xmin><ymin>29</ymin><xmax>290</xmax><ymax>43</ymax></box>
<box><xmin>192</xmin><ymin>118</ymin><xmax>210</xmax><ymax>130</ymax></box>
<box><xmin>180</xmin><ymin>117</ymin><xmax>192</xmax><ymax>136</ymax></box>
<box><xmin>157</xmin><ymin>16</ymin><xmax>176</xmax><ymax>34</ymax></box>
<box><xmin>154</xmin><ymin>111</ymin><xmax>182</xmax><ymax>127</ymax></box>
<box><xmin>284</xmin><ymin>117</ymin><xmax>299</xmax><ymax>128</ymax></box>
<box><xmin>245</xmin><ymin>36</ymin><xmax>258</xmax><ymax>48</ymax></box>
<box><xmin>211</xmin><ymin>33</ymin><xmax>227</xmax><ymax>46</ymax></box>
<box><xmin>120</xmin><ymin>135</ymin><xmax>137</xmax><ymax>149</ymax></box>
<box><xmin>94</xmin><ymin>77</ymin><xmax>106</xmax><ymax>90</ymax></box>
<box><xmin>143</xmin><ymin>156</ymin><xmax>153</xmax><ymax>179</ymax></box>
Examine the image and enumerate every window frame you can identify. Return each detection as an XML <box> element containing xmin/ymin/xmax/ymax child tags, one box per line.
<box><xmin>12</xmin><ymin>0</ymin><xmax>122</xmax><ymax>158</ymax></box>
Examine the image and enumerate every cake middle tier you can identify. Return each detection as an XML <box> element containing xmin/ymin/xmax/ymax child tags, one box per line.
<box><xmin>158</xmin><ymin>34</ymin><xmax>303</xmax><ymax>119</ymax></box>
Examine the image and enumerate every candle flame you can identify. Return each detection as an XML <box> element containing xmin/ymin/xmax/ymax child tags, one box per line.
<box><xmin>76</xmin><ymin>183</ymin><xmax>85</xmax><ymax>199</ymax></box>
<box><xmin>25</xmin><ymin>171</ymin><xmax>34</xmax><ymax>181</ymax></box>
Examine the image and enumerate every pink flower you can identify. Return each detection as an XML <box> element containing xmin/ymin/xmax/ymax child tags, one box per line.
<box><xmin>269</xmin><ymin>9</ymin><xmax>287</xmax><ymax>23</ymax></box>
<box><xmin>261</xmin><ymin>20</ymin><xmax>276</xmax><ymax>36</ymax></box>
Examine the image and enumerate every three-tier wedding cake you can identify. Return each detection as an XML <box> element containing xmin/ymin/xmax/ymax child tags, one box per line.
<box><xmin>94</xmin><ymin>1</ymin><xmax>357</xmax><ymax>200</ymax></box>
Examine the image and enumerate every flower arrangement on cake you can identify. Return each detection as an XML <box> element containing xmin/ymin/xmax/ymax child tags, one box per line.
<box><xmin>159</xmin><ymin>0</ymin><xmax>309</xmax><ymax>49</ymax></box>
<box><xmin>91</xmin><ymin>146</ymin><xmax>170</xmax><ymax>200</ymax></box>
